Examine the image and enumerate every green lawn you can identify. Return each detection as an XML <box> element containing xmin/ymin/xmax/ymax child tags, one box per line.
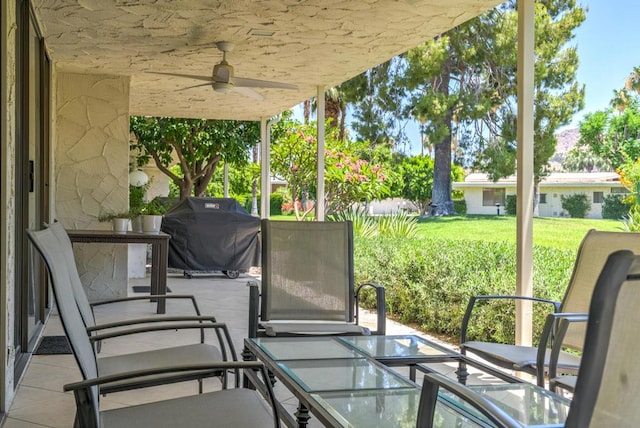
<box><xmin>415</xmin><ymin>215</ymin><xmax>622</xmax><ymax>250</ymax></box>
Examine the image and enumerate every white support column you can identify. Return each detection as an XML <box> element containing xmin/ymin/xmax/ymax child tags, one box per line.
<box><xmin>516</xmin><ymin>0</ymin><xmax>535</xmax><ymax>347</ymax></box>
<box><xmin>260</xmin><ymin>117</ymin><xmax>270</xmax><ymax>219</ymax></box>
<box><xmin>316</xmin><ymin>86</ymin><xmax>325</xmax><ymax>221</ymax></box>
<box><xmin>223</xmin><ymin>162</ymin><xmax>229</xmax><ymax>197</ymax></box>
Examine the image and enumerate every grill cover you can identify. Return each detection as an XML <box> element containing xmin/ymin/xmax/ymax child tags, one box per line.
<box><xmin>161</xmin><ymin>197</ymin><xmax>260</xmax><ymax>271</ymax></box>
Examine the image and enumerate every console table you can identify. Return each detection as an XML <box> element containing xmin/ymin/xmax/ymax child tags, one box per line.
<box><xmin>66</xmin><ymin>230</ymin><xmax>170</xmax><ymax>314</ymax></box>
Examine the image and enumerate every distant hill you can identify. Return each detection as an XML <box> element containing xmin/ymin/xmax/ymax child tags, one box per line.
<box><xmin>555</xmin><ymin>128</ymin><xmax>580</xmax><ymax>155</ymax></box>
<box><xmin>549</xmin><ymin>128</ymin><xmax>580</xmax><ymax>170</ymax></box>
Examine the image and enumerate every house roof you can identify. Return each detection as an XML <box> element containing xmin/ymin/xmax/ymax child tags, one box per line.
<box><xmin>32</xmin><ymin>0</ymin><xmax>502</xmax><ymax>121</ymax></box>
<box><xmin>454</xmin><ymin>172</ymin><xmax>622</xmax><ymax>188</ymax></box>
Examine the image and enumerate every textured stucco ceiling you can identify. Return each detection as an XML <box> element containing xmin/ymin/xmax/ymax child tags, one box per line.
<box><xmin>32</xmin><ymin>0</ymin><xmax>503</xmax><ymax>121</ymax></box>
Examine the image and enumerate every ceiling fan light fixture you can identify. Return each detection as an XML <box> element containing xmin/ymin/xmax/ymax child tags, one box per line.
<box><xmin>213</xmin><ymin>81</ymin><xmax>233</xmax><ymax>94</ymax></box>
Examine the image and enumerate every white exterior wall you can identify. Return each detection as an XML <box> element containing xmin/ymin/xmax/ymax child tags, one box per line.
<box><xmin>538</xmin><ymin>185</ymin><xmax>618</xmax><ymax>219</ymax></box>
<box><xmin>54</xmin><ymin>72</ymin><xmax>131</xmax><ymax>301</ymax></box>
<box><xmin>461</xmin><ymin>184</ymin><xmax>622</xmax><ymax>219</ymax></box>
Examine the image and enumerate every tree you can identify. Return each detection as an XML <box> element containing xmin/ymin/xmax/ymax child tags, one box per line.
<box><xmin>398</xmin><ymin>155</ymin><xmax>434</xmax><ymax>215</ymax></box>
<box><xmin>577</xmin><ymin>66</ymin><xmax>640</xmax><ymax>170</ymax></box>
<box><xmin>130</xmin><ymin>117</ymin><xmax>259</xmax><ymax>200</ymax></box>
<box><xmin>270</xmin><ymin>117</ymin><xmax>390</xmax><ymax>219</ymax></box>
<box><xmin>562</xmin><ymin>147</ymin><xmax>611</xmax><ymax>172</ymax></box>
<box><xmin>401</xmin><ymin>0</ymin><xmax>585</xmax><ymax>214</ymax></box>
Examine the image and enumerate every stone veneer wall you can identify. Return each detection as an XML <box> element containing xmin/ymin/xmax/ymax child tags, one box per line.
<box><xmin>1</xmin><ymin>0</ymin><xmax>18</xmax><ymax>408</ymax></box>
<box><xmin>55</xmin><ymin>72</ymin><xmax>130</xmax><ymax>301</ymax></box>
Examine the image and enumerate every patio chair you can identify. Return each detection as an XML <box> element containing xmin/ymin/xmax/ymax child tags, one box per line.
<box><xmin>27</xmin><ymin>227</ymin><xmax>280</xmax><ymax>428</ymax></box>
<box><xmin>459</xmin><ymin>229</ymin><xmax>640</xmax><ymax>391</ymax></box>
<box><xmin>28</xmin><ymin>226</ymin><xmax>229</xmax><ymax>395</ymax></box>
<box><xmin>247</xmin><ymin>219</ymin><xmax>386</xmax><ymax>338</ymax></box>
<box><xmin>418</xmin><ymin>249</ymin><xmax>640</xmax><ymax>428</ymax></box>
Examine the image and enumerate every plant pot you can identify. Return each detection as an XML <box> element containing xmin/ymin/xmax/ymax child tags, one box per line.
<box><xmin>111</xmin><ymin>218</ymin><xmax>129</xmax><ymax>234</ymax></box>
<box><xmin>142</xmin><ymin>215</ymin><xmax>162</xmax><ymax>234</ymax></box>
<box><xmin>131</xmin><ymin>216</ymin><xmax>143</xmax><ymax>233</ymax></box>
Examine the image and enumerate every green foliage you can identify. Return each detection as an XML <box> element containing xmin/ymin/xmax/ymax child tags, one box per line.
<box><xmin>270</xmin><ymin>117</ymin><xmax>390</xmax><ymax>219</ymax></box>
<box><xmin>398</xmin><ymin>155</ymin><xmax>434</xmax><ymax>215</ymax></box>
<box><xmin>602</xmin><ymin>194</ymin><xmax>631</xmax><ymax>220</ymax></box>
<box><xmin>560</xmin><ymin>193</ymin><xmax>590</xmax><ymax>218</ymax></box>
<box><xmin>505</xmin><ymin>195</ymin><xmax>517</xmax><ymax>215</ymax></box>
<box><xmin>130</xmin><ymin>116</ymin><xmax>259</xmax><ymax>199</ymax></box>
<box><xmin>622</xmin><ymin>206</ymin><xmax>640</xmax><ymax>232</ymax></box>
<box><xmin>328</xmin><ymin>208</ymin><xmax>418</xmax><ymax>239</ymax></box>
<box><xmin>453</xmin><ymin>199</ymin><xmax>467</xmax><ymax>215</ymax></box>
<box><xmin>129</xmin><ymin>182</ymin><xmax>149</xmax><ymax>216</ymax></box>
<box><xmin>142</xmin><ymin>196</ymin><xmax>170</xmax><ymax>216</ymax></box>
<box><xmin>354</xmin><ymin>236</ymin><xmax>572</xmax><ymax>343</ymax></box>
<box><xmin>270</xmin><ymin>193</ymin><xmax>283</xmax><ymax>216</ymax></box>
<box><xmin>375</xmin><ymin>212</ymin><xmax>419</xmax><ymax>239</ymax></box>
<box><xmin>98</xmin><ymin>210</ymin><xmax>133</xmax><ymax>221</ymax></box>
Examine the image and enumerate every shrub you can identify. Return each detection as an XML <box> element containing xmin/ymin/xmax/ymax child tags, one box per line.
<box><xmin>505</xmin><ymin>195</ymin><xmax>517</xmax><ymax>215</ymax></box>
<box><xmin>561</xmin><ymin>193</ymin><xmax>590</xmax><ymax>218</ymax></box>
<box><xmin>453</xmin><ymin>199</ymin><xmax>467</xmax><ymax>215</ymax></box>
<box><xmin>270</xmin><ymin>193</ymin><xmax>283</xmax><ymax>215</ymax></box>
<box><xmin>602</xmin><ymin>193</ymin><xmax>631</xmax><ymax>219</ymax></box>
<box><xmin>354</xmin><ymin>236</ymin><xmax>573</xmax><ymax>344</ymax></box>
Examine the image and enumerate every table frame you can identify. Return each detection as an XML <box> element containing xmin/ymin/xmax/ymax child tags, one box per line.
<box><xmin>67</xmin><ymin>230</ymin><xmax>170</xmax><ymax>314</ymax></box>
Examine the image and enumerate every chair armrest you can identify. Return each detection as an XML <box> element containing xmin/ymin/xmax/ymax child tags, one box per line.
<box><xmin>247</xmin><ymin>280</ymin><xmax>260</xmax><ymax>338</ymax></box>
<box><xmin>64</xmin><ymin>360</ymin><xmax>264</xmax><ymax>391</ymax></box>
<box><xmin>90</xmin><ymin>294</ymin><xmax>202</xmax><ymax>315</ymax></box>
<box><xmin>460</xmin><ymin>295</ymin><xmax>561</xmax><ymax>344</ymax></box>
<box><xmin>85</xmin><ymin>315</ymin><xmax>218</xmax><ymax>333</ymax></box>
<box><xmin>355</xmin><ymin>282</ymin><xmax>386</xmax><ymax>335</ymax></box>
<box><xmin>536</xmin><ymin>312</ymin><xmax>587</xmax><ymax>387</ymax></box>
<box><xmin>418</xmin><ymin>373</ymin><xmax>521</xmax><ymax>428</ymax></box>
<box><xmin>89</xmin><ymin>321</ymin><xmax>237</xmax><ymax>362</ymax></box>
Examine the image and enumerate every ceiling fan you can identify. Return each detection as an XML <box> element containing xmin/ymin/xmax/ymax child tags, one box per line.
<box><xmin>153</xmin><ymin>41</ymin><xmax>298</xmax><ymax>100</ymax></box>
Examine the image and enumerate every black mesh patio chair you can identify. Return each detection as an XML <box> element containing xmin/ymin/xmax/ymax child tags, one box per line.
<box><xmin>29</xmin><ymin>225</ymin><xmax>230</xmax><ymax>395</ymax></box>
<box><xmin>418</xmin><ymin>249</ymin><xmax>640</xmax><ymax>428</ymax></box>
<box><xmin>248</xmin><ymin>219</ymin><xmax>386</xmax><ymax>338</ymax></box>
<box><xmin>459</xmin><ymin>229</ymin><xmax>640</xmax><ymax>392</ymax></box>
<box><xmin>29</xmin><ymin>225</ymin><xmax>280</xmax><ymax>428</ymax></box>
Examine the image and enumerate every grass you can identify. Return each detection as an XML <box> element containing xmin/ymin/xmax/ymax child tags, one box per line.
<box><xmin>270</xmin><ymin>212</ymin><xmax>623</xmax><ymax>250</ymax></box>
<box><xmin>415</xmin><ymin>215</ymin><xmax>622</xmax><ymax>250</ymax></box>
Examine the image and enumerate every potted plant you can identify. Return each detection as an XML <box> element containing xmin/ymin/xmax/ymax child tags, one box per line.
<box><xmin>141</xmin><ymin>197</ymin><xmax>168</xmax><ymax>234</ymax></box>
<box><xmin>98</xmin><ymin>210</ymin><xmax>132</xmax><ymax>234</ymax></box>
<box><xmin>129</xmin><ymin>182</ymin><xmax>150</xmax><ymax>233</ymax></box>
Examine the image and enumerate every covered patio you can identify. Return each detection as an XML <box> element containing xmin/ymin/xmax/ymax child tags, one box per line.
<box><xmin>2</xmin><ymin>0</ymin><xmax>541</xmax><ymax>421</ymax></box>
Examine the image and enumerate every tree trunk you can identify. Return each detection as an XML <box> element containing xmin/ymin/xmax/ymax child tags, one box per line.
<box><xmin>303</xmin><ymin>100</ymin><xmax>311</xmax><ymax>124</ymax></box>
<box><xmin>325</xmin><ymin>96</ymin><xmax>341</xmax><ymax>129</ymax></box>
<box><xmin>431</xmin><ymin>133</ymin><xmax>454</xmax><ymax>215</ymax></box>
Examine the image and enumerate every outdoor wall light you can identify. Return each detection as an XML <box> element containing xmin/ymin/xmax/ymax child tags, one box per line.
<box><xmin>129</xmin><ymin>169</ymin><xmax>149</xmax><ymax>187</ymax></box>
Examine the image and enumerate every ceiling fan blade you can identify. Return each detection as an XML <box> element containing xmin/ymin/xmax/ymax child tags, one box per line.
<box><xmin>177</xmin><ymin>82</ymin><xmax>212</xmax><ymax>91</ymax></box>
<box><xmin>148</xmin><ymin>71</ymin><xmax>213</xmax><ymax>82</ymax></box>
<box><xmin>234</xmin><ymin>87</ymin><xmax>265</xmax><ymax>101</ymax></box>
<box><xmin>234</xmin><ymin>76</ymin><xmax>298</xmax><ymax>90</ymax></box>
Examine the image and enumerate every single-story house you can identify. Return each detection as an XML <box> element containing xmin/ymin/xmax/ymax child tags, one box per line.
<box><xmin>453</xmin><ymin>172</ymin><xmax>626</xmax><ymax>219</ymax></box>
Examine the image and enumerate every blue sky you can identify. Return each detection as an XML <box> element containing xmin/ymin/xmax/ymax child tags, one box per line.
<box><xmin>568</xmin><ymin>0</ymin><xmax>639</xmax><ymax>127</ymax></box>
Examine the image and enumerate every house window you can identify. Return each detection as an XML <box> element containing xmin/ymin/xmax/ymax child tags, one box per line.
<box><xmin>611</xmin><ymin>187</ymin><xmax>629</xmax><ymax>194</ymax></box>
<box><xmin>539</xmin><ymin>193</ymin><xmax>547</xmax><ymax>204</ymax></box>
<box><xmin>593</xmin><ymin>191</ymin><xmax>604</xmax><ymax>204</ymax></box>
<box><xmin>482</xmin><ymin>188</ymin><xmax>506</xmax><ymax>206</ymax></box>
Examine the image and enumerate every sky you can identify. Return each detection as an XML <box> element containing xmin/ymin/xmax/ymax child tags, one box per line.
<box><xmin>567</xmin><ymin>0</ymin><xmax>639</xmax><ymax>128</ymax></box>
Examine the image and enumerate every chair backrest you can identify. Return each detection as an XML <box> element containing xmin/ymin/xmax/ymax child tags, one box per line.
<box><xmin>558</xmin><ymin>229</ymin><xmax>640</xmax><ymax>350</ymax></box>
<box><xmin>260</xmin><ymin>219</ymin><xmax>354</xmax><ymax>322</ymax></box>
<box><xmin>566</xmin><ymin>250</ymin><xmax>640</xmax><ymax>428</ymax></box>
<box><xmin>27</xmin><ymin>228</ymin><xmax>101</xmax><ymax>426</ymax></box>
<box><xmin>46</xmin><ymin>222</ymin><xmax>99</xmax><ymax>329</ymax></box>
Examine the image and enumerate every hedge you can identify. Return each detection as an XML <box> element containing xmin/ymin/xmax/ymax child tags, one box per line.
<box><xmin>354</xmin><ymin>236</ymin><xmax>574</xmax><ymax>345</ymax></box>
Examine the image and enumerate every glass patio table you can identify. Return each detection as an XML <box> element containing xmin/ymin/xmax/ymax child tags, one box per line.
<box><xmin>244</xmin><ymin>336</ymin><xmax>571</xmax><ymax>428</ymax></box>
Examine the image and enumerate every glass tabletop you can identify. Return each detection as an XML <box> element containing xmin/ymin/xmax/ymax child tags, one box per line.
<box><xmin>277</xmin><ymin>358</ymin><xmax>417</xmax><ymax>392</ymax></box>
<box><xmin>248</xmin><ymin>336</ymin><xmax>363</xmax><ymax>360</ymax></box>
<box><xmin>338</xmin><ymin>335</ymin><xmax>458</xmax><ymax>359</ymax></box>
<box><xmin>311</xmin><ymin>388</ymin><xmax>493</xmax><ymax>428</ymax></box>
<box><xmin>443</xmin><ymin>383</ymin><xmax>571</xmax><ymax>427</ymax></box>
